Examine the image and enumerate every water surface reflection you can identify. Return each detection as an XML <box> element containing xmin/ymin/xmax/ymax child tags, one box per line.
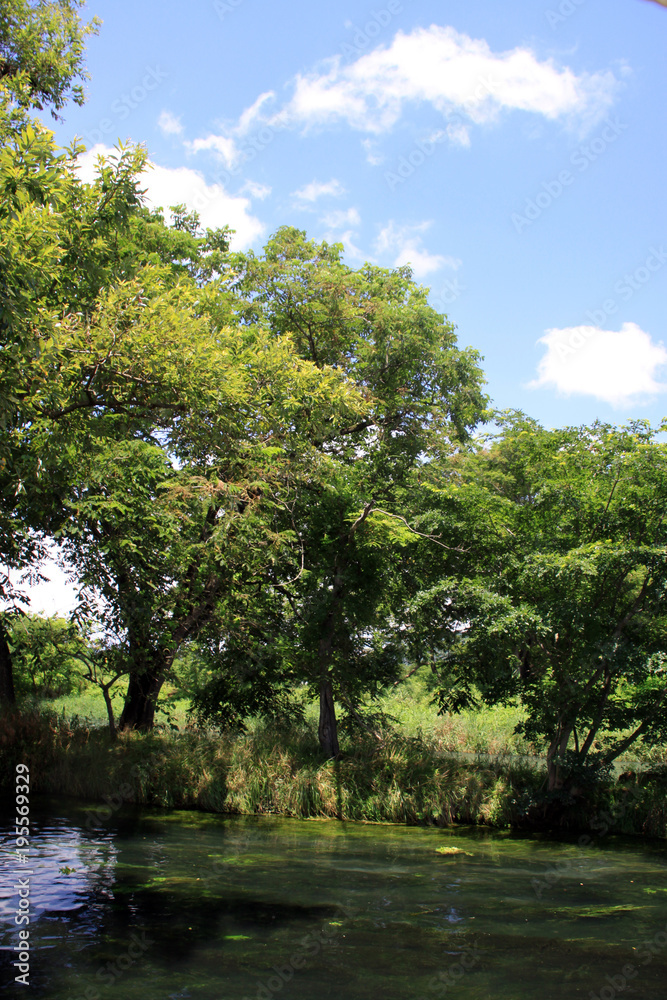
<box><xmin>1</xmin><ymin>796</ymin><xmax>666</xmax><ymax>998</ymax></box>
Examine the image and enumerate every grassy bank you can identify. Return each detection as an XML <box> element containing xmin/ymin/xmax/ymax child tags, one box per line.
<box><xmin>41</xmin><ymin>673</ymin><xmax>532</xmax><ymax>755</ymax></box>
<box><xmin>2</xmin><ymin>706</ymin><xmax>667</xmax><ymax>838</ymax></box>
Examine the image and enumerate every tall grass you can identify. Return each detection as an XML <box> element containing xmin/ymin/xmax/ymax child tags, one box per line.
<box><xmin>2</xmin><ymin>707</ymin><xmax>666</xmax><ymax>837</ymax></box>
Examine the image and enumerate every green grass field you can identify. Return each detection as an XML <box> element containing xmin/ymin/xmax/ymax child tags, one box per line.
<box><xmin>39</xmin><ymin>671</ymin><xmax>528</xmax><ymax>753</ymax></box>
<box><xmin>33</xmin><ymin>668</ymin><xmax>664</xmax><ymax>768</ymax></box>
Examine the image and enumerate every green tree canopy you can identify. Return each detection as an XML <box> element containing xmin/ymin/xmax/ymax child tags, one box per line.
<box><xmin>0</xmin><ymin>0</ymin><xmax>99</xmax><ymax>116</ymax></box>
<box><xmin>55</xmin><ymin>329</ymin><xmax>363</xmax><ymax>730</ymax></box>
<box><xmin>409</xmin><ymin>415</ymin><xmax>667</xmax><ymax>791</ymax></box>
<box><xmin>192</xmin><ymin>228</ymin><xmax>489</xmax><ymax>755</ymax></box>
<box><xmin>7</xmin><ymin>612</ymin><xmax>88</xmax><ymax>696</ymax></box>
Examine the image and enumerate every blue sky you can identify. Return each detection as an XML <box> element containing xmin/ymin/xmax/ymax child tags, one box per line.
<box><xmin>57</xmin><ymin>0</ymin><xmax>667</xmax><ymax>427</ymax></box>
<box><xmin>27</xmin><ymin>0</ymin><xmax>667</xmax><ymax>612</ymax></box>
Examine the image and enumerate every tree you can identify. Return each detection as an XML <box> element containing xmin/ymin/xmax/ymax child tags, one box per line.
<box><xmin>0</xmin><ymin>160</ymin><xmax>236</xmax><ymax>706</ymax></box>
<box><xmin>410</xmin><ymin>415</ymin><xmax>667</xmax><ymax>792</ymax></box>
<box><xmin>201</xmin><ymin>227</ymin><xmax>489</xmax><ymax>755</ymax></box>
<box><xmin>55</xmin><ymin>325</ymin><xmax>364</xmax><ymax>731</ymax></box>
<box><xmin>0</xmin><ymin>101</ymin><xmax>77</xmax><ymax>588</ymax></box>
<box><xmin>191</xmin><ymin>460</ymin><xmax>424</xmax><ymax>748</ymax></box>
<box><xmin>0</xmin><ymin>1</ymin><xmax>104</xmax><ymax>702</ymax></box>
<box><xmin>0</xmin><ymin>108</ymin><xmax>238</xmax><ymax>710</ymax></box>
<box><xmin>0</xmin><ymin>0</ymin><xmax>100</xmax><ymax>117</ymax></box>
<box><xmin>5</xmin><ymin>610</ymin><xmax>126</xmax><ymax>737</ymax></box>
<box><xmin>0</xmin><ymin>82</ymin><xmax>77</xmax><ymax>703</ymax></box>
<box><xmin>7</xmin><ymin>612</ymin><xmax>88</xmax><ymax>696</ymax></box>
<box><xmin>0</xmin><ymin>1</ymin><xmax>265</xmax><ymax>724</ymax></box>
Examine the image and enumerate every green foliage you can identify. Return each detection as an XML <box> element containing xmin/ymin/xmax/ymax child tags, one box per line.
<box><xmin>8</xmin><ymin>0</ymin><xmax>662</xmax><ymax>792</ymax></box>
<box><xmin>412</xmin><ymin>415</ymin><xmax>667</xmax><ymax>788</ymax></box>
<box><xmin>192</xmin><ymin>227</ymin><xmax>489</xmax><ymax>750</ymax></box>
<box><xmin>0</xmin><ymin>0</ymin><xmax>100</xmax><ymax>116</ymax></box>
<box><xmin>6</xmin><ymin>705</ymin><xmax>667</xmax><ymax>836</ymax></box>
<box><xmin>7</xmin><ymin>613</ymin><xmax>88</xmax><ymax>696</ymax></box>
<box><xmin>190</xmin><ymin>668</ymin><xmax>304</xmax><ymax>733</ymax></box>
<box><xmin>223</xmin><ymin>227</ymin><xmax>489</xmax><ymax>457</ymax></box>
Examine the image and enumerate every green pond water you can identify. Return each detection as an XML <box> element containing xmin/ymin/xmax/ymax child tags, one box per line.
<box><xmin>1</xmin><ymin>797</ymin><xmax>667</xmax><ymax>999</ymax></box>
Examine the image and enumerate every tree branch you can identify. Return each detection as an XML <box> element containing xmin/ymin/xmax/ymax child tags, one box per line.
<box><xmin>371</xmin><ymin>508</ymin><xmax>470</xmax><ymax>552</ymax></box>
<box><xmin>601</xmin><ymin>686</ymin><xmax>667</xmax><ymax>765</ymax></box>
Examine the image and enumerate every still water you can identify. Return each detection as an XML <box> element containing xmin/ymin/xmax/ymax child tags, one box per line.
<box><xmin>1</xmin><ymin>796</ymin><xmax>667</xmax><ymax>999</ymax></box>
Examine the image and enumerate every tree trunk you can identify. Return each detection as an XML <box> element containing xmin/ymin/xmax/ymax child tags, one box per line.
<box><xmin>547</xmin><ymin>724</ymin><xmax>572</xmax><ymax>791</ymax></box>
<box><xmin>101</xmin><ymin>682</ymin><xmax>117</xmax><ymax>741</ymax></box>
<box><xmin>318</xmin><ymin>674</ymin><xmax>339</xmax><ymax>758</ymax></box>
<box><xmin>117</xmin><ymin>667</ymin><xmax>165</xmax><ymax>731</ymax></box>
<box><xmin>316</xmin><ymin>555</ymin><xmax>351</xmax><ymax>758</ymax></box>
<box><xmin>317</xmin><ymin>571</ymin><xmax>343</xmax><ymax>758</ymax></box>
<box><xmin>0</xmin><ymin>618</ymin><xmax>16</xmax><ymax>707</ymax></box>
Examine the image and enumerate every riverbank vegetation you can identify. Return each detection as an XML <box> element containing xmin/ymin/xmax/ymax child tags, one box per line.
<box><xmin>3</xmin><ymin>697</ymin><xmax>667</xmax><ymax>837</ymax></box>
<box><xmin>2</xmin><ymin>2</ymin><xmax>667</xmax><ymax>831</ymax></box>
<box><xmin>3</xmin><ymin>670</ymin><xmax>667</xmax><ymax>837</ymax></box>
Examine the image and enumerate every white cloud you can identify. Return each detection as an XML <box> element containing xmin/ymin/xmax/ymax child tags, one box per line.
<box><xmin>392</xmin><ymin>243</ymin><xmax>454</xmax><ymax>278</ymax></box>
<box><xmin>320</xmin><ymin>207</ymin><xmax>361</xmax><ymax>229</ymax></box>
<box><xmin>292</xmin><ymin>178</ymin><xmax>346</xmax><ymax>204</ymax></box>
<box><xmin>240</xmin><ymin>179</ymin><xmax>272</xmax><ymax>200</ymax></box>
<box><xmin>323</xmin><ymin>229</ymin><xmax>365</xmax><ymax>261</ymax></box>
<box><xmin>445</xmin><ymin>120</ymin><xmax>472</xmax><ymax>147</ymax></box>
<box><xmin>286</xmin><ymin>25</ymin><xmax>617</xmax><ymax>137</ymax></box>
<box><xmin>185</xmin><ymin>93</ymin><xmax>293</xmax><ymax>173</ymax></box>
<box><xmin>362</xmin><ymin>138</ymin><xmax>384</xmax><ymax>165</ymax></box>
<box><xmin>236</xmin><ymin>90</ymin><xmax>277</xmax><ymax>133</ymax></box>
<box><xmin>375</xmin><ymin>221</ymin><xmax>461</xmax><ymax>279</ymax></box>
<box><xmin>182</xmin><ymin>25</ymin><xmax>618</xmax><ymax>182</ymax></box>
<box><xmin>75</xmin><ymin>146</ymin><xmax>106</xmax><ymax>184</ymax></box>
<box><xmin>529</xmin><ymin>322</ymin><xmax>667</xmax><ymax>407</ymax></box>
<box><xmin>77</xmin><ymin>145</ymin><xmax>265</xmax><ymax>249</ymax></box>
<box><xmin>157</xmin><ymin>110</ymin><xmax>183</xmax><ymax>136</ymax></box>
<box><xmin>186</xmin><ymin>133</ymin><xmax>240</xmax><ymax>168</ymax></box>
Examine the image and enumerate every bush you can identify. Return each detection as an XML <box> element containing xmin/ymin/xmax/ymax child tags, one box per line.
<box><xmin>8</xmin><ymin>615</ymin><xmax>89</xmax><ymax>698</ymax></box>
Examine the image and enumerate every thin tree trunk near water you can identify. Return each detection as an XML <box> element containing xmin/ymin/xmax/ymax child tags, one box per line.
<box><xmin>100</xmin><ymin>675</ymin><xmax>124</xmax><ymax>741</ymax></box>
<box><xmin>316</xmin><ymin>569</ymin><xmax>344</xmax><ymax>758</ymax></box>
<box><xmin>318</xmin><ymin>673</ymin><xmax>340</xmax><ymax>758</ymax></box>
<box><xmin>0</xmin><ymin>619</ymin><xmax>16</xmax><ymax>706</ymax></box>
<box><xmin>546</xmin><ymin>724</ymin><xmax>572</xmax><ymax>791</ymax></box>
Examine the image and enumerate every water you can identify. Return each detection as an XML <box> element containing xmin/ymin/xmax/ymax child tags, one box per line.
<box><xmin>1</xmin><ymin>796</ymin><xmax>666</xmax><ymax>998</ymax></box>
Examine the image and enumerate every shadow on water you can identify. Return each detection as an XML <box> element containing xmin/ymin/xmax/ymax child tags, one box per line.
<box><xmin>84</xmin><ymin>882</ymin><xmax>344</xmax><ymax>962</ymax></box>
<box><xmin>2</xmin><ymin>795</ymin><xmax>667</xmax><ymax>999</ymax></box>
